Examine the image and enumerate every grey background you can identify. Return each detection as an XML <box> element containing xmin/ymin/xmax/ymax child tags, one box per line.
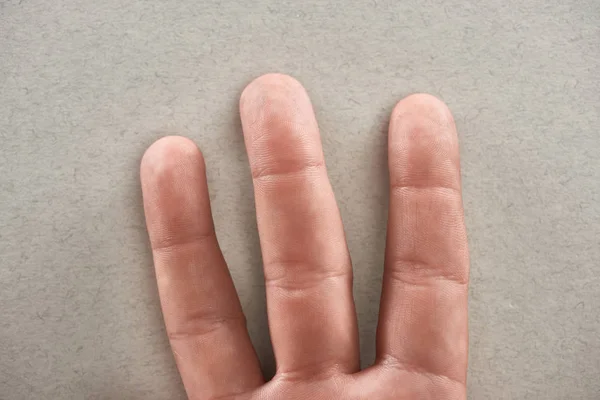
<box><xmin>1</xmin><ymin>0</ymin><xmax>599</xmax><ymax>399</ymax></box>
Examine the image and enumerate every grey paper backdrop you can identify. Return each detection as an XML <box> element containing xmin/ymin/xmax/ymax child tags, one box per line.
<box><xmin>1</xmin><ymin>0</ymin><xmax>599</xmax><ymax>399</ymax></box>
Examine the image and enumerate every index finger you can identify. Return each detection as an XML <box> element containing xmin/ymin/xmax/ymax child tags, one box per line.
<box><xmin>141</xmin><ymin>137</ymin><xmax>264</xmax><ymax>399</ymax></box>
<box><xmin>376</xmin><ymin>94</ymin><xmax>469</xmax><ymax>394</ymax></box>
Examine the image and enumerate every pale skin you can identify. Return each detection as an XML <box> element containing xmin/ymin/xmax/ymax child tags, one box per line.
<box><xmin>140</xmin><ymin>74</ymin><xmax>469</xmax><ymax>400</ymax></box>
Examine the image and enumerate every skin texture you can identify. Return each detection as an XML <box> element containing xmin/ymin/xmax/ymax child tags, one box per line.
<box><xmin>140</xmin><ymin>74</ymin><xmax>469</xmax><ymax>400</ymax></box>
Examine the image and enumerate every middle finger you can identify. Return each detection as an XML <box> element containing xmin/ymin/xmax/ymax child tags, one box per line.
<box><xmin>239</xmin><ymin>74</ymin><xmax>359</xmax><ymax>379</ymax></box>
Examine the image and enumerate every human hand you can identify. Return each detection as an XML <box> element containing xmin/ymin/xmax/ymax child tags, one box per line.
<box><xmin>140</xmin><ymin>74</ymin><xmax>469</xmax><ymax>400</ymax></box>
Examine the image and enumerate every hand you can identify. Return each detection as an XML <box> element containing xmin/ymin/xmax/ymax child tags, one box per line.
<box><xmin>140</xmin><ymin>74</ymin><xmax>469</xmax><ymax>400</ymax></box>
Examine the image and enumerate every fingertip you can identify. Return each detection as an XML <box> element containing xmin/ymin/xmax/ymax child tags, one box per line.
<box><xmin>390</xmin><ymin>93</ymin><xmax>455</xmax><ymax>133</ymax></box>
<box><xmin>241</xmin><ymin>73</ymin><xmax>304</xmax><ymax>102</ymax></box>
<box><xmin>140</xmin><ymin>136</ymin><xmax>213</xmax><ymax>251</ymax></box>
<box><xmin>387</xmin><ymin>93</ymin><xmax>461</xmax><ymax>191</ymax></box>
<box><xmin>239</xmin><ymin>73</ymin><xmax>308</xmax><ymax>120</ymax></box>
<box><xmin>140</xmin><ymin>136</ymin><xmax>205</xmax><ymax>182</ymax></box>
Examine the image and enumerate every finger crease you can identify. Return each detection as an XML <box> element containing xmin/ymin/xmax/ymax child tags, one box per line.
<box><xmin>379</xmin><ymin>354</ymin><xmax>465</xmax><ymax>390</ymax></box>
<box><xmin>386</xmin><ymin>259</ymin><xmax>468</xmax><ymax>286</ymax></box>
<box><xmin>390</xmin><ymin>183</ymin><xmax>462</xmax><ymax>196</ymax></box>
<box><xmin>251</xmin><ymin>160</ymin><xmax>325</xmax><ymax>182</ymax></box>
<box><xmin>151</xmin><ymin>231</ymin><xmax>214</xmax><ymax>252</ymax></box>
<box><xmin>167</xmin><ymin>314</ymin><xmax>245</xmax><ymax>341</ymax></box>
<box><xmin>264</xmin><ymin>262</ymin><xmax>352</xmax><ymax>292</ymax></box>
<box><xmin>276</xmin><ymin>359</ymin><xmax>353</xmax><ymax>383</ymax></box>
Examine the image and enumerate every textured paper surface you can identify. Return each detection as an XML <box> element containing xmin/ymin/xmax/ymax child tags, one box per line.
<box><xmin>1</xmin><ymin>0</ymin><xmax>599</xmax><ymax>398</ymax></box>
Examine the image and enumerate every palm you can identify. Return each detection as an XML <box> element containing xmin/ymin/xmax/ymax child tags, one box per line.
<box><xmin>141</xmin><ymin>74</ymin><xmax>469</xmax><ymax>400</ymax></box>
